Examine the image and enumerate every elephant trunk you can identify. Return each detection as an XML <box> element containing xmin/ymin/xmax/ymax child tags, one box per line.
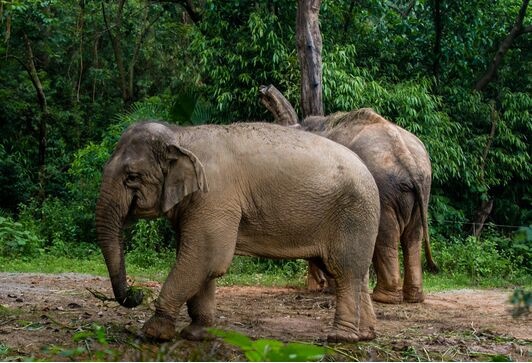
<box><xmin>95</xmin><ymin>182</ymin><xmax>143</xmax><ymax>308</ymax></box>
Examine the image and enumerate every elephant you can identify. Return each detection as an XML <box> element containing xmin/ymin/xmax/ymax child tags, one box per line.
<box><xmin>95</xmin><ymin>121</ymin><xmax>381</xmax><ymax>342</ymax></box>
<box><xmin>298</xmin><ymin>108</ymin><xmax>438</xmax><ymax>304</ymax></box>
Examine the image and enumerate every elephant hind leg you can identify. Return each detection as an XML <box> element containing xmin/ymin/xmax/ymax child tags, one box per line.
<box><xmin>372</xmin><ymin>210</ymin><xmax>403</xmax><ymax>304</ymax></box>
<box><xmin>401</xmin><ymin>209</ymin><xmax>424</xmax><ymax>303</ymax></box>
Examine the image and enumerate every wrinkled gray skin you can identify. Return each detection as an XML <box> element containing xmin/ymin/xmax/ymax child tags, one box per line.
<box><xmin>300</xmin><ymin>109</ymin><xmax>437</xmax><ymax>304</ymax></box>
<box><xmin>95</xmin><ymin>121</ymin><xmax>380</xmax><ymax>342</ymax></box>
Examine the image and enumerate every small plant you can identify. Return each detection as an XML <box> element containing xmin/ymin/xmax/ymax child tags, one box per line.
<box><xmin>0</xmin><ymin>216</ymin><xmax>43</xmax><ymax>258</ymax></box>
<box><xmin>209</xmin><ymin>328</ymin><xmax>328</xmax><ymax>362</ymax></box>
<box><xmin>510</xmin><ymin>288</ymin><xmax>531</xmax><ymax>318</ymax></box>
<box><xmin>45</xmin><ymin>324</ymin><xmax>119</xmax><ymax>361</ymax></box>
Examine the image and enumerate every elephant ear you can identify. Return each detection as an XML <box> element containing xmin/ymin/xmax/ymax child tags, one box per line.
<box><xmin>162</xmin><ymin>144</ymin><xmax>209</xmax><ymax>213</ymax></box>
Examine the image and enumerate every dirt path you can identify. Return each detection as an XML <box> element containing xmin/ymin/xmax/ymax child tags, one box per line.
<box><xmin>0</xmin><ymin>273</ymin><xmax>529</xmax><ymax>361</ymax></box>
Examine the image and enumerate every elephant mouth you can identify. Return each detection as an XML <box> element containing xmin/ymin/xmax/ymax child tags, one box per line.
<box><xmin>133</xmin><ymin>209</ymin><xmax>159</xmax><ymax>219</ymax></box>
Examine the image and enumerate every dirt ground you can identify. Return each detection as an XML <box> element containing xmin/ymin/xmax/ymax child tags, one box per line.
<box><xmin>0</xmin><ymin>272</ymin><xmax>529</xmax><ymax>361</ymax></box>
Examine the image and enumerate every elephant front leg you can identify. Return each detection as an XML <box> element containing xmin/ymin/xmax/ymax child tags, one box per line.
<box><xmin>327</xmin><ymin>275</ymin><xmax>360</xmax><ymax>343</ymax></box>
<box><xmin>142</xmin><ymin>246</ymin><xmax>214</xmax><ymax>341</ymax></box>
<box><xmin>143</xmin><ymin>212</ymin><xmax>239</xmax><ymax>341</ymax></box>
<box><xmin>358</xmin><ymin>272</ymin><xmax>377</xmax><ymax>341</ymax></box>
<box><xmin>327</xmin><ymin>274</ymin><xmax>376</xmax><ymax>343</ymax></box>
<box><xmin>141</xmin><ymin>259</ymin><xmax>204</xmax><ymax>341</ymax></box>
<box><xmin>180</xmin><ymin>279</ymin><xmax>216</xmax><ymax>340</ymax></box>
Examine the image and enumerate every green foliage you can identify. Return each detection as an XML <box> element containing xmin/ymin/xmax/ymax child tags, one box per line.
<box><xmin>0</xmin><ymin>0</ymin><xmax>529</xmax><ymax>285</ymax></box>
<box><xmin>0</xmin><ymin>215</ymin><xmax>43</xmax><ymax>258</ymax></box>
<box><xmin>432</xmin><ymin>233</ymin><xmax>527</xmax><ymax>281</ymax></box>
<box><xmin>127</xmin><ymin>219</ymin><xmax>174</xmax><ymax>269</ymax></box>
<box><xmin>46</xmin><ymin>323</ymin><xmax>119</xmax><ymax>361</ymax></box>
<box><xmin>188</xmin><ymin>1</ymin><xmax>299</xmax><ymax>120</ymax></box>
<box><xmin>210</xmin><ymin>329</ymin><xmax>328</xmax><ymax>362</ymax></box>
<box><xmin>169</xmin><ymin>87</ymin><xmax>217</xmax><ymax>125</ymax></box>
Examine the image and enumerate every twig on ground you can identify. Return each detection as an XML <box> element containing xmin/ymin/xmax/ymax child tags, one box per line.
<box><xmin>86</xmin><ymin>288</ymin><xmax>115</xmax><ymax>302</ymax></box>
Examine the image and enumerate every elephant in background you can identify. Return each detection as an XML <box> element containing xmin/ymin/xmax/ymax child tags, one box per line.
<box><xmin>301</xmin><ymin>108</ymin><xmax>438</xmax><ymax>304</ymax></box>
<box><xmin>95</xmin><ymin>121</ymin><xmax>381</xmax><ymax>342</ymax></box>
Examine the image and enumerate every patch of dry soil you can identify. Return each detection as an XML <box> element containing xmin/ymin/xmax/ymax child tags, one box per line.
<box><xmin>0</xmin><ymin>273</ymin><xmax>529</xmax><ymax>361</ymax></box>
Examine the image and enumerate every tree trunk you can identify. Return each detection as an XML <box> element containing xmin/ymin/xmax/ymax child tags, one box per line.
<box><xmin>74</xmin><ymin>0</ymin><xmax>85</xmax><ymax>103</ymax></box>
<box><xmin>102</xmin><ymin>0</ymin><xmax>131</xmax><ymax>104</ymax></box>
<box><xmin>470</xmin><ymin>103</ymin><xmax>499</xmax><ymax>237</ymax></box>
<box><xmin>432</xmin><ymin>0</ymin><xmax>442</xmax><ymax>79</ymax></box>
<box><xmin>471</xmin><ymin>199</ymin><xmax>494</xmax><ymax>237</ymax></box>
<box><xmin>23</xmin><ymin>33</ymin><xmax>49</xmax><ymax>201</ymax></box>
<box><xmin>296</xmin><ymin>0</ymin><xmax>323</xmax><ymax>118</ymax></box>
<box><xmin>128</xmin><ymin>7</ymin><xmax>162</xmax><ymax>101</ymax></box>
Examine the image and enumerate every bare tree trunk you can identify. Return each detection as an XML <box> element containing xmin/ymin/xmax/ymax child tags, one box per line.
<box><xmin>471</xmin><ymin>200</ymin><xmax>494</xmax><ymax>237</ymax></box>
<box><xmin>76</xmin><ymin>0</ymin><xmax>85</xmax><ymax>103</ymax></box>
<box><xmin>474</xmin><ymin>0</ymin><xmax>531</xmax><ymax>91</ymax></box>
<box><xmin>92</xmin><ymin>34</ymin><xmax>100</xmax><ymax>103</ymax></box>
<box><xmin>128</xmin><ymin>7</ymin><xmax>162</xmax><ymax>100</ymax></box>
<box><xmin>23</xmin><ymin>33</ymin><xmax>49</xmax><ymax>201</ymax></box>
<box><xmin>102</xmin><ymin>0</ymin><xmax>130</xmax><ymax>104</ymax></box>
<box><xmin>296</xmin><ymin>0</ymin><xmax>323</xmax><ymax>118</ymax></box>
<box><xmin>470</xmin><ymin>103</ymin><xmax>499</xmax><ymax>237</ymax></box>
<box><xmin>432</xmin><ymin>0</ymin><xmax>442</xmax><ymax>79</ymax></box>
<box><xmin>296</xmin><ymin>0</ymin><xmax>326</xmax><ymax>290</ymax></box>
<box><xmin>342</xmin><ymin>0</ymin><xmax>356</xmax><ymax>41</ymax></box>
<box><xmin>259</xmin><ymin>85</ymin><xmax>299</xmax><ymax>126</ymax></box>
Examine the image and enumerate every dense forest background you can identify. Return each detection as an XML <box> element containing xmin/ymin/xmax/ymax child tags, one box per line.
<box><xmin>0</xmin><ymin>0</ymin><xmax>530</xmax><ymax>279</ymax></box>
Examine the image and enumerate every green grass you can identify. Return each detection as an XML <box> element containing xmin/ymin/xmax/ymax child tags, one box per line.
<box><xmin>0</xmin><ymin>253</ymin><xmax>529</xmax><ymax>291</ymax></box>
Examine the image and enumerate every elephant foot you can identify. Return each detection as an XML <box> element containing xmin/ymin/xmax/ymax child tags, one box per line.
<box><xmin>327</xmin><ymin>327</ymin><xmax>360</xmax><ymax>343</ymax></box>
<box><xmin>180</xmin><ymin>324</ymin><xmax>213</xmax><ymax>341</ymax></box>
<box><xmin>371</xmin><ymin>287</ymin><xmax>403</xmax><ymax>304</ymax></box>
<box><xmin>142</xmin><ymin>314</ymin><xmax>176</xmax><ymax>341</ymax></box>
<box><xmin>403</xmin><ymin>288</ymin><xmax>425</xmax><ymax>303</ymax></box>
<box><xmin>358</xmin><ymin>328</ymin><xmax>376</xmax><ymax>341</ymax></box>
<box><xmin>327</xmin><ymin>331</ymin><xmax>359</xmax><ymax>343</ymax></box>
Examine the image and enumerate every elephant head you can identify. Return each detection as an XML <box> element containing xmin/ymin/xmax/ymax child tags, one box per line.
<box><xmin>95</xmin><ymin>122</ymin><xmax>208</xmax><ymax>307</ymax></box>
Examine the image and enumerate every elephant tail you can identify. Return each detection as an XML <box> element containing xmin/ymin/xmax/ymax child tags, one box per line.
<box><xmin>414</xmin><ymin>180</ymin><xmax>439</xmax><ymax>273</ymax></box>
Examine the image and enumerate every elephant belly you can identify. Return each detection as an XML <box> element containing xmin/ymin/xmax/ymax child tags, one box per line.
<box><xmin>234</xmin><ymin>228</ymin><xmax>320</xmax><ymax>260</ymax></box>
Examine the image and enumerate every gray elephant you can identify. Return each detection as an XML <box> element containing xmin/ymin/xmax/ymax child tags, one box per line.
<box><xmin>95</xmin><ymin>121</ymin><xmax>380</xmax><ymax>342</ymax></box>
<box><xmin>299</xmin><ymin>109</ymin><xmax>438</xmax><ymax>304</ymax></box>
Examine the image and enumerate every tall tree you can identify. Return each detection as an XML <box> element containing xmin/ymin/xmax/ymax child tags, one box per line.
<box><xmin>296</xmin><ymin>0</ymin><xmax>323</xmax><ymax>118</ymax></box>
<box><xmin>469</xmin><ymin>0</ymin><xmax>530</xmax><ymax>235</ymax></box>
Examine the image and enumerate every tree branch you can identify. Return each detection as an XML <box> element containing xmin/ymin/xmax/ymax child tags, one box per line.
<box><xmin>150</xmin><ymin>0</ymin><xmax>202</xmax><ymax>23</ymax></box>
<box><xmin>259</xmin><ymin>85</ymin><xmax>299</xmax><ymax>126</ymax></box>
<box><xmin>474</xmin><ymin>0</ymin><xmax>530</xmax><ymax>91</ymax></box>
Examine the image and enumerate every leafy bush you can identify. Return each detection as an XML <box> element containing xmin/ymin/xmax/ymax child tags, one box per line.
<box><xmin>210</xmin><ymin>329</ymin><xmax>327</xmax><ymax>362</ymax></box>
<box><xmin>0</xmin><ymin>216</ymin><xmax>43</xmax><ymax>258</ymax></box>
<box><xmin>126</xmin><ymin>220</ymin><xmax>174</xmax><ymax>269</ymax></box>
<box><xmin>432</xmin><ymin>234</ymin><xmax>521</xmax><ymax>281</ymax></box>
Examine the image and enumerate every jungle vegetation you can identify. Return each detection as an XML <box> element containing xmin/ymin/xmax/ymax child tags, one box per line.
<box><xmin>0</xmin><ymin>0</ymin><xmax>530</xmax><ymax>285</ymax></box>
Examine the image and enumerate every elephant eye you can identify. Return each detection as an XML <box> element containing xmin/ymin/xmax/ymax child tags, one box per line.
<box><xmin>126</xmin><ymin>173</ymin><xmax>141</xmax><ymax>184</ymax></box>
